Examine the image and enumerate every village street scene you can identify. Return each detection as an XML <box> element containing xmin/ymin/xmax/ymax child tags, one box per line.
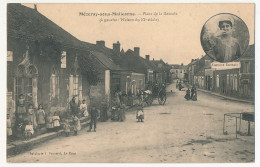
<box><xmin>6</xmin><ymin>4</ymin><xmax>255</xmax><ymax>163</ymax></box>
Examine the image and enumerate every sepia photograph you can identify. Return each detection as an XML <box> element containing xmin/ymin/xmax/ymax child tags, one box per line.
<box><xmin>3</xmin><ymin>2</ymin><xmax>256</xmax><ymax>164</ymax></box>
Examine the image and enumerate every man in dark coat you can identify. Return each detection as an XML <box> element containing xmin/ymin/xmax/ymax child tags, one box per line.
<box><xmin>87</xmin><ymin>106</ymin><xmax>99</xmax><ymax>132</ymax></box>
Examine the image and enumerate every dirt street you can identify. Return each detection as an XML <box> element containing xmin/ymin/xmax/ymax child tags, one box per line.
<box><xmin>7</xmin><ymin>83</ymin><xmax>255</xmax><ymax>163</ymax></box>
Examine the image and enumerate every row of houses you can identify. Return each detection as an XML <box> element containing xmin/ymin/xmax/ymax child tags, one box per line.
<box><xmin>6</xmin><ymin>4</ymin><xmax>171</xmax><ymax>125</ymax></box>
<box><xmin>186</xmin><ymin>44</ymin><xmax>255</xmax><ymax>101</ymax></box>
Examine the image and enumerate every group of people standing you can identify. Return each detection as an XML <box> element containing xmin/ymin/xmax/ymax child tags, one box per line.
<box><xmin>184</xmin><ymin>86</ymin><xmax>198</xmax><ymax>101</ymax></box>
<box><xmin>9</xmin><ymin>94</ymin><xmax>63</xmax><ymax>141</ymax></box>
<box><xmin>70</xmin><ymin>96</ymin><xmax>99</xmax><ymax>133</ymax></box>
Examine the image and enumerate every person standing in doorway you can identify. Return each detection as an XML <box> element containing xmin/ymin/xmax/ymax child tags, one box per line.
<box><xmin>70</xmin><ymin>96</ymin><xmax>78</xmax><ymax>116</ymax></box>
<box><xmin>36</xmin><ymin>104</ymin><xmax>45</xmax><ymax>129</ymax></box>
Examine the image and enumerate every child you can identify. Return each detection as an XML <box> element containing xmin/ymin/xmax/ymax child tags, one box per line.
<box><xmin>24</xmin><ymin>121</ymin><xmax>34</xmax><ymax>140</ymax></box>
<box><xmin>73</xmin><ymin>115</ymin><xmax>81</xmax><ymax>136</ymax></box>
<box><xmin>63</xmin><ymin>119</ymin><xmax>71</xmax><ymax>137</ymax></box>
<box><xmin>80</xmin><ymin>99</ymin><xmax>88</xmax><ymax>117</ymax></box>
<box><xmin>36</xmin><ymin>104</ymin><xmax>45</xmax><ymax>129</ymax></box>
<box><xmin>46</xmin><ymin>112</ymin><xmax>54</xmax><ymax>132</ymax></box>
<box><xmin>53</xmin><ymin>112</ymin><xmax>60</xmax><ymax>132</ymax></box>
<box><xmin>87</xmin><ymin>106</ymin><xmax>99</xmax><ymax>132</ymax></box>
<box><xmin>27</xmin><ymin>104</ymin><xmax>37</xmax><ymax>132</ymax></box>
<box><xmin>7</xmin><ymin>114</ymin><xmax>12</xmax><ymax>140</ymax></box>
<box><xmin>136</xmin><ymin>104</ymin><xmax>144</xmax><ymax>122</ymax></box>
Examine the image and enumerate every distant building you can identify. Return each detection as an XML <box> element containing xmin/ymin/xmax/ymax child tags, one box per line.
<box><xmin>170</xmin><ymin>64</ymin><xmax>188</xmax><ymax>80</ymax></box>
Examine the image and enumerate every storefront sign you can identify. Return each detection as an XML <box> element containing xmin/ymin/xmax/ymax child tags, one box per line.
<box><xmin>211</xmin><ymin>62</ymin><xmax>241</xmax><ymax>70</ymax></box>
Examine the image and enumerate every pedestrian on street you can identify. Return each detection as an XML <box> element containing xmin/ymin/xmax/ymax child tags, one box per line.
<box><xmin>178</xmin><ymin>83</ymin><xmax>183</xmax><ymax>91</ymax></box>
<box><xmin>136</xmin><ymin>103</ymin><xmax>144</xmax><ymax>122</ymax></box>
<box><xmin>184</xmin><ymin>88</ymin><xmax>191</xmax><ymax>100</ymax></box>
<box><xmin>192</xmin><ymin>88</ymin><xmax>198</xmax><ymax>101</ymax></box>
<box><xmin>63</xmin><ymin>119</ymin><xmax>71</xmax><ymax>137</ymax></box>
<box><xmin>73</xmin><ymin>115</ymin><xmax>81</xmax><ymax>136</ymax></box>
<box><xmin>87</xmin><ymin>105</ymin><xmax>99</xmax><ymax>132</ymax></box>
<box><xmin>191</xmin><ymin>86</ymin><xmax>195</xmax><ymax>99</ymax></box>
<box><xmin>70</xmin><ymin>96</ymin><xmax>78</xmax><ymax>116</ymax></box>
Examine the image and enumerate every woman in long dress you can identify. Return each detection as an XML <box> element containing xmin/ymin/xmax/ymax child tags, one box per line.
<box><xmin>184</xmin><ymin>88</ymin><xmax>191</xmax><ymax>100</ymax></box>
<box><xmin>192</xmin><ymin>88</ymin><xmax>198</xmax><ymax>101</ymax></box>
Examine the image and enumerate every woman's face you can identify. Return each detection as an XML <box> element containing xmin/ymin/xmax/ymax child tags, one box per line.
<box><xmin>220</xmin><ymin>22</ymin><xmax>232</xmax><ymax>36</ymax></box>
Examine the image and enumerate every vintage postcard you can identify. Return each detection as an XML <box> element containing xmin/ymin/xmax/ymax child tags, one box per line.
<box><xmin>5</xmin><ymin>3</ymin><xmax>255</xmax><ymax>164</ymax></box>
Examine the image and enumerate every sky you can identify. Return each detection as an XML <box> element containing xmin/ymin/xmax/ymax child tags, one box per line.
<box><xmin>23</xmin><ymin>3</ymin><xmax>254</xmax><ymax>65</ymax></box>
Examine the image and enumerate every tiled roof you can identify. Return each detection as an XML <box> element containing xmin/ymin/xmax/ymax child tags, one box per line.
<box><xmin>7</xmin><ymin>4</ymin><xmax>85</xmax><ymax>50</ymax></box>
<box><xmin>8</xmin><ymin>4</ymin><xmax>123</xmax><ymax>71</ymax></box>
<box><xmin>90</xmin><ymin>51</ymin><xmax>123</xmax><ymax>71</ymax></box>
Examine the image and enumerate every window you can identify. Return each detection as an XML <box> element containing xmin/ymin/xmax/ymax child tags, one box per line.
<box><xmin>139</xmin><ymin>79</ymin><xmax>143</xmax><ymax>89</ymax></box>
<box><xmin>73</xmin><ymin>75</ymin><xmax>79</xmax><ymax>96</ymax></box>
<box><xmin>61</xmin><ymin>51</ymin><xmax>66</xmax><ymax>68</ymax></box>
<box><xmin>244</xmin><ymin>62</ymin><xmax>249</xmax><ymax>73</ymax></box>
<box><xmin>216</xmin><ymin>75</ymin><xmax>219</xmax><ymax>88</ymax></box>
<box><xmin>227</xmin><ymin>74</ymin><xmax>229</xmax><ymax>85</ymax></box>
<box><xmin>234</xmin><ymin>74</ymin><xmax>238</xmax><ymax>91</ymax></box>
<box><xmin>230</xmin><ymin>75</ymin><xmax>233</xmax><ymax>88</ymax></box>
<box><xmin>50</xmin><ymin>74</ymin><xmax>59</xmax><ymax>98</ymax></box>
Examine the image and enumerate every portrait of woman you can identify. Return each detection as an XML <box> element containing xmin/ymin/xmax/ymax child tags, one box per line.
<box><xmin>201</xmin><ymin>13</ymin><xmax>249</xmax><ymax>62</ymax></box>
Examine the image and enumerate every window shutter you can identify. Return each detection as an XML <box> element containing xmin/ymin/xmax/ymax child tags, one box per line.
<box><xmin>69</xmin><ymin>75</ymin><xmax>74</xmax><ymax>101</ymax></box>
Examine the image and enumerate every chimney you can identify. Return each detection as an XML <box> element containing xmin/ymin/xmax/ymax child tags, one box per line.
<box><xmin>145</xmin><ymin>55</ymin><xmax>150</xmax><ymax>61</ymax></box>
<box><xmin>181</xmin><ymin>63</ymin><xmax>183</xmax><ymax>66</ymax></box>
<box><xmin>34</xmin><ymin>4</ymin><xmax>38</xmax><ymax>11</ymax></box>
<box><xmin>113</xmin><ymin>41</ymin><xmax>120</xmax><ymax>56</ymax></box>
<box><xmin>134</xmin><ymin>47</ymin><xmax>140</xmax><ymax>57</ymax></box>
<box><xmin>96</xmin><ymin>40</ymin><xmax>105</xmax><ymax>47</ymax></box>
